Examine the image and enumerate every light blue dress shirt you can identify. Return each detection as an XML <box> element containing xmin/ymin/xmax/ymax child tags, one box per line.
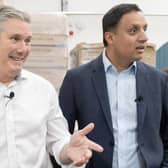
<box><xmin>102</xmin><ymin>50</ymin><xmax>145</xmax><ymax>168</ymax></box>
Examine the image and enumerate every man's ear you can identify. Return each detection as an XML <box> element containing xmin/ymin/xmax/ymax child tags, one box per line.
<box><xmin>104</xmin><ymin>32</ymin><xmax>115</xmax><ymax>45</ymax></box>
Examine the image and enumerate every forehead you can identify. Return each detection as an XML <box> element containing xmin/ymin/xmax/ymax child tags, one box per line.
<box><xmin>118</xmin><ymin>11</ymin><xmax>147</xmax><ymax>27</ymax></box>
<box><xmin>1</xmin><ymin>18</ymin><xmax>32</xmax><ymax>37</ymax></box>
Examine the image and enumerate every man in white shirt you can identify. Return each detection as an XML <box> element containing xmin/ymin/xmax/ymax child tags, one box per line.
<box><xmin>0</xmin><ymin>5</ymin><xmax>103</xmax><ymax>168</ymax></box>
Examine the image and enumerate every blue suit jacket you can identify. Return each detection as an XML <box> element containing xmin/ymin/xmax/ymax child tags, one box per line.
<box><xmin>59</xmin><ymin>55</ymin><xmax>168</xmax><ymax>168</ymax></box>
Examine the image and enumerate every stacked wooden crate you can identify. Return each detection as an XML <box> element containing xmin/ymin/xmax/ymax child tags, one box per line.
<box><xmin>24</xmin><ymin>13</ymin><xmax>68</xmax><ymax>91</ymax></box>
<box><xmin>0</xmin><ymin>0</ymin><xmax>5</xmax><ymax>4</ymax></box>
<box><xmin>141</xmin><ymin>43</ymin><xmax>156</xmax><ymax>66</ymax></box>
<box><xmin>69</xmin><ymin>43</ymin><xmax>103</xmax><ymax>68</ymax></box>
<box><xmin>69</xmin><ymin>42</ymin><xmax>156</xmax><ymax>67</ymax></box>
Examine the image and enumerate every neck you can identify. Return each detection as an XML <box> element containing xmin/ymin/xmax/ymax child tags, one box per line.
<box><xmin>0</xmin><ymin>75</ymin><xmax>15</xmax><ymax>86</ymax></box>
<box><xmin>106</xmin><ymin>49</ymin><xmax>133</xmax><ymax>72</ymax></box>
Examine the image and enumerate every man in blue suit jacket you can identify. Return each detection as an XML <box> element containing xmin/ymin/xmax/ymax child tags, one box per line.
<box><xmin>59</xmin><ymin>4</ymin><xmax>168</xmax><ymax>168</ymax></box>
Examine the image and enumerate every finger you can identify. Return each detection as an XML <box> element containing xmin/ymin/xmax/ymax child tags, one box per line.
<box><xmin>73</xmin><ymin>150</ymin><xmax>92</xmax><ymax>166</ymax></box>
<box><xmin>79</xmin><ymin>123</ymin><xmax>94</xmax><ymax>136</ymax></box>
<box><xmin>73</xmin><ymin>156</ymin><xmax>86</xmax><ymax>166</ymax></box>
<box><xmin>84</xmin><ymin>149</ymin><xmax>92</xmax><ymax>159</ymax></box>
<box><xmin>87</xmin><ymin>139</ymin><xmax>104</xmax><ymax>152</ymax></box>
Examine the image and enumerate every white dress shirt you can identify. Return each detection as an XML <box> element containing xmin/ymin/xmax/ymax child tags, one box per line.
<box><xmin>0</xmin><ymin>69</ymin><xmax>70</xmax><ymax>168</ymax></box>
<box><xmin>103</xmin><ymin>50</ymin><xmax>145</xmax><ymax>168</ymax></box>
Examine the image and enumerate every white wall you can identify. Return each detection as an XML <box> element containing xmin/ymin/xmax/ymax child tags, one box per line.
<box><xmin>66</xmin><ymin>13</ymin><xmax>168</xmax><ymax>50</ymax></box>
<box><xmin>5</xmin><ymin>0</ymin><xmax>168</xmax><ymax>14</ymax></box>
<box><xmin>5</xmin><ymin>0</ymin><xmax>61</xmax><ymax>12</ymax></box>
<box><xmin>66</xmin><ymin>0</ymin><xmax>168</xmax><ymax>14</ymax></box>
<box><xmin>147</xmin><ymin>15</ymin><xmax>168</xmax><ymax>49</ymax></box>
<box><xmin>65</xmin><ymin>0</ymin><xmax>168</xmax><ymax>50</ymax></box>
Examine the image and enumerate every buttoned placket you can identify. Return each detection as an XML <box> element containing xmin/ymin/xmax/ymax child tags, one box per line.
<box><xmin>2</xmin><ymin>82</ymin><xmax>18</xmax><ymax>168</ymax></box>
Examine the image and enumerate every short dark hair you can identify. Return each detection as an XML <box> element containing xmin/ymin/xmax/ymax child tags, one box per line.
<box><xmin>102</xmin><ymin>3</ymin><xmax>142</xmax><ymax>46</ymax></box>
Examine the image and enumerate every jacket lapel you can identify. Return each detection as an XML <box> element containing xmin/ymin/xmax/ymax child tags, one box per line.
<box><xmin>91</xmin><ymin>55</ymin><xmax>113</xmax><ymax>133</ymax></box>
<box><xmin>136</xmin><ymin>62</ymin><xmax>148</xmax><ymax>133</ymax></box>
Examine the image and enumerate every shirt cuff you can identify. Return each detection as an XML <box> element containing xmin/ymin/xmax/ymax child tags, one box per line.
<box><xmin>52</xmin><ymin>135</ymin><xmax>71</xmax><ymax>165</ymax></box>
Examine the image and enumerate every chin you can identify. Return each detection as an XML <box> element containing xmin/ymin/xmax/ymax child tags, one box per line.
<box><xmin>136</xmin><ymin>57</ymin><xmax>143</xmax><ymax>61</ymax></box>
<box><xmin>12</xmin><ymin>68</ymin><xmax>22</xmax><ymax>75</ymax></box>
<box><xmin>134</xmin><ymin>54</ymin><xmax>143</xmax><ymax>61</ymax></box>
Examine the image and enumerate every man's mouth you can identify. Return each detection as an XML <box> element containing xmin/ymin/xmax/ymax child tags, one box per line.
<box><xmin>9</xmin><ymin>56</ymin><xmax>25</xmax><ymax>61</ymax></box>
<box><xmin>136</xmin><ymin>46</ymin><xmax>145</xmax><ymax>53</ymax></box>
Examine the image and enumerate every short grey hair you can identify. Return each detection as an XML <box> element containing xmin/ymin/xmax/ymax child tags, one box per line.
<box><xmin>0</xmin><ymin>5</ymin><xmax>30</xmax><ymax>31</ymax></box>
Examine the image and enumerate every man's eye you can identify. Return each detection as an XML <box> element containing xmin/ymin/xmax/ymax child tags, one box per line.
<box><xmin>11</xmin><ymin>36</ymin><xmax>20</xmax><ymax>42</ymax></box>
<box><xmin>144</xmin><ymin>26</ymin><xmax>147</xmax><ymax>32</ymax></box>
<box><xmin>25</xmin><ymin>38</ymin><xmax>31</xmax><ymax>45</ymax></box>
<box><xmin>130</xmin><ymin>28</ymin><xmax>137</xmax><ymax>33</ymax></box>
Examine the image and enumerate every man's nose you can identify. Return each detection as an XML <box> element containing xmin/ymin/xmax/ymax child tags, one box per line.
<box><xmin>139</xmin><ymin>31</ymin><xmax>148</xmax><ymax>43</ymax></box>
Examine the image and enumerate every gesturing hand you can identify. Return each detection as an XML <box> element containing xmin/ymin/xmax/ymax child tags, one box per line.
<box><xmin>60</xmin><ymin>123</ymin><xmax>104</xmax><ymax>166</ymax></box>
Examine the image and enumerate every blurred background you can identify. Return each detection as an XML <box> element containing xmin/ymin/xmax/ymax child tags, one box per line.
<box><xmin>2</xmin><ymin>0</ymin><xmax>168</xmax><ymax>167</ymax></box>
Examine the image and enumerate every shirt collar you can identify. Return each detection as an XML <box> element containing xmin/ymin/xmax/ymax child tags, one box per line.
<box><xmin>102</xmin><ymin>49</ymin><xmax>137</xmax><ymax>74</ymax></box>
<box><xmin>0</xmin><ymin>69</ymin><xmax>28</xmax><ymax>88</ymax></box>
<box><xmin>16</xmin><ymin>69</ymin><xmax>29</xmax><ymax>81</ymax></box>
<box><xmin>7</xmin><ymin>69</ymin><xmax>28</xmax><ymax>87</ymax></box>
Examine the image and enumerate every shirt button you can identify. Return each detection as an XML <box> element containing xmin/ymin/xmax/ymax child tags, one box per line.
<box><xmin>140</xmin><ymin>142</ymin><xmax>145</xmax><ymax>147</ymax></box>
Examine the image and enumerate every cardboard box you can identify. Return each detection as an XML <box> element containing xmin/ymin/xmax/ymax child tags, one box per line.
<box><xmin>24</xmin><ymin>13</ymin><xmax>69</xmax><ymax>90</ymax></box>
<box><xmin>141</xmin><ymin>43</ymin><xmax>156</xmax><ymax>66</ymax></box>
<box><xmin>69</xmin><ymin>42</ymin><xmax>156</xmax><ymax>67</ymax></box>
<box><xmin>25</xmin><ymin>45</ymin><xmax>68</xmax><ymax>67</ymax></box>
<box><xmin>69</xmin><ymin>43</ymin><xmax>103</xmax><ymax>68</ymax></box>
<box><xmin>25</xmin><ymin>67</ymin><xmax>67</xmax><ymax>91</ymax></box>
<box><xmin>31</xmin><ymin>34</ymin><xmax>68</xmax><ymax>46</ymax></box>
<box><xmin>30</xmin><ymin>13</ymin><xmax>68</xmax><ymax>35</ymax></box>
<box><xmin>0</xmin><ymin>0</ymin><xmax>5</xmax><ymax>4</ymax></box>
